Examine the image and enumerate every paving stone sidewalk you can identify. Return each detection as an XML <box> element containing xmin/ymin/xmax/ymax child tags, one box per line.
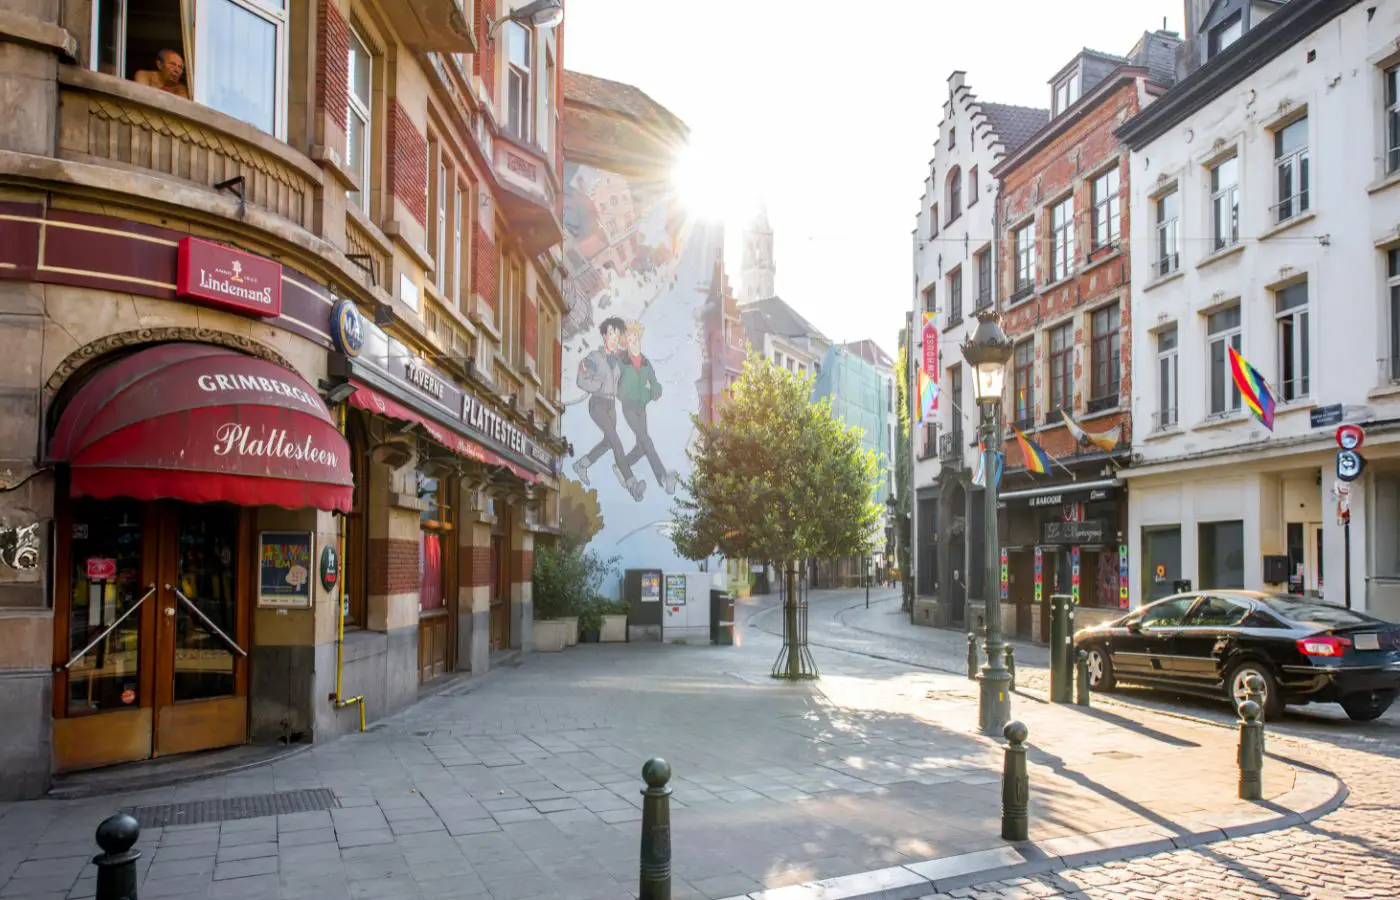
<box><xmin>0</xmin><ymin>590</ymin><xmax>1333</xmax><ymax>900</ymax></box>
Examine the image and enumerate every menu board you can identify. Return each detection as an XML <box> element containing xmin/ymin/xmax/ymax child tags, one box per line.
<box><xmin>664</xmin><ymin>574</ymin><xmax>687</xmax><ymax>606</ymax></box>
<box><xmin>258</xmin><ymin>531</ymin><xmax>314</xmax><ymax>608</ymax></box>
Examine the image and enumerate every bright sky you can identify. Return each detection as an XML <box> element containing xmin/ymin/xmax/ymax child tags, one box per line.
<box><xmin>564</xmin><ymin>0</ymin><xmax>1184</xmax><ymax>358</ymax></box>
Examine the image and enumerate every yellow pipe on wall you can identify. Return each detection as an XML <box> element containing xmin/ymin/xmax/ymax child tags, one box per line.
<box><xmin>332</xmin><ymin>401</ymin><xmax>366</xmax><ymax>732</ymax></box>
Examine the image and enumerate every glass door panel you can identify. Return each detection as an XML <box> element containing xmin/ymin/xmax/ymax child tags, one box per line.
<box><xmin>172</xmin><ymin>505</ymin><xmax>241</xmax><ymax>702</ymax></box>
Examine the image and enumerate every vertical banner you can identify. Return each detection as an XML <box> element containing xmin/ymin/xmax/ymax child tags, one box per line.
<box><xmin>918</xmin><ymin>312</ymin><xmax>940</xmax><ymax>421</ymax></box>
<box><xmin>1000</xmin><ymin>549</ymin><xmax>1008</xmax><ymax>601</ymax></box>
<box><xmin>1118</xmin><ymin>544</ymin><xmax>1129</xmax><ymax>609</ymax></box>
<box><xmin>1034</xmin><ymin>547</ymin><xmax>1043</xmax><ymax>604</ymax></box>
<box><xmin>1070</xmin><ymin>546</ymin><xmax>1081</xmax><ymax>605</ymax></box>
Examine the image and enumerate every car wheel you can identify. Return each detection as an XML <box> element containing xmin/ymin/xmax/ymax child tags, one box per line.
<box><xmin>1226</xmin><ymin>661</ymin><xmax>1283</xmax><ymax>719</ymax></box>
<box><xmin>1085</xmin><ymin>645</ymin><xmax>1115</xmax><ymax>691</ymax></box>
<box><xmin>1341</xmin><ymin>692</ymin><xmax>1395</xmax><ymax>722</ymax></box>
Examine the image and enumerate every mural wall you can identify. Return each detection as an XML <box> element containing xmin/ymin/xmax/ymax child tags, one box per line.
<box><xmin>560</xmin><ymin>162</ymin><xmax>724</xmax><ymax>595</ymax></box>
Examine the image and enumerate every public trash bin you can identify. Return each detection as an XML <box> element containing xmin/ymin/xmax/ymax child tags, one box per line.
<box><xmin>710</xmin><ymin>590</ymin><xmax>735</xmax><ymax>646</ymax></box>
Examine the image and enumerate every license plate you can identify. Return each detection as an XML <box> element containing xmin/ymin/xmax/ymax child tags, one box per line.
<box><xmin>1354</xmin><ymin>632</ymin><xmax>1381</xmax><ymax>651</ymax></box>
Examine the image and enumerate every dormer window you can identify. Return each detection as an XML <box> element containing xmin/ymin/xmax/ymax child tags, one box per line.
<box><xmin>1053</xmin><ymin>71</ymin><xmax>1080</xmax><ymax>116</ymax></box>
<box><xmin>1208</xmin><ymin>12</ymin><xmax>1243</xmax><ymax>58</ymax></box>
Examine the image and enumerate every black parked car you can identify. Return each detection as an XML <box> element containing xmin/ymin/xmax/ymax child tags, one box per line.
<box><xmin>1073</xmin><ymin>591</ymin><xmax>1400</xmax><ymax>721</ymax></box>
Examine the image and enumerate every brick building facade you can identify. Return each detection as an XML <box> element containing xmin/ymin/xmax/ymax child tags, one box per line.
<box><xmin>0</xmin><ymin>0</ymin><xmax>567</xmax><ymax>797</ymax></box>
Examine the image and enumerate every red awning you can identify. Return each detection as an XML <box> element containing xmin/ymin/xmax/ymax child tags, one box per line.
<box><xmin>49</xmin><ymin>343</ymin><xmax>354</xmax><ymax>512</ymax></box>
<box><xmin>348</xmin><ymin>384</ymin><xmax>537</xmax><ymax>483</ymax></box>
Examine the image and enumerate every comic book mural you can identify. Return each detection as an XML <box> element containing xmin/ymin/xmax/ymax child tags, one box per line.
<box><xmin>560</xmin><ymin>162</ymin><xmax>724</xmax><ymax>595</ymax></box>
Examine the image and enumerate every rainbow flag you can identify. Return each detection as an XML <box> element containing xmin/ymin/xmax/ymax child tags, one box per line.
<box><xmin>1228</xmin><ymin>346</ymin><xmax>1275</xmax><ymax>431</ymax></box>
<box><xmin>1013</xmin><ymin>427</ymin><xmax>1053</xmax><ymax>475</ymax></box>
<box><xmin>971</xmin><ymin>440</ymin><xmax>1004</xmax><ymax>489</ymax></box>
<box><xmin>918</xmin><ymin>368</ymin><xmax>940</xmax><ymax>421</ymax></box>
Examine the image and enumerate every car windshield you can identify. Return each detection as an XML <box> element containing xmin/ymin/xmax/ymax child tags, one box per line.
<box><xmin>1255</xmin><ymin>595</ymin><xmax>1381</xmax><ymax>628</ymax></box>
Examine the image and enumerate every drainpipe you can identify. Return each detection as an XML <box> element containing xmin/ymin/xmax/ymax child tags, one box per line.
<box><xmin>330</xmin><ymin>402</ymin><xmax>366</xmax><ymax>733</ymax></box>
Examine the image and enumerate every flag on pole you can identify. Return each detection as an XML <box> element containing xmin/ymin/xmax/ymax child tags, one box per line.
<box><xmin>1228</xmin><ymin>346</ymin><xmax>1276</xmax><ymax>431</ymax></box>
<box><xmin>918</xmin><ymin>312</ymin><xmax>940</xmax><ymax>422</ymax></box>
<box><xmin>970</xmin><ymin>440</ymin><xmax>1004</xmax><ymax>489</ymax></box>
<box><xmin>1061</xmin><ymin>409</ymin><xmax>1121</xmax><ymax>453</ymax></box>
<box><xmin>1013</xmin><ymin>427</ymin><xmax>1053</xmax><ymax>475</ymax></box>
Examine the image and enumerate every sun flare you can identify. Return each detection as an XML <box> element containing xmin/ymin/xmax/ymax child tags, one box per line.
<box><xmin>671</xmin><ymin>135</ymin><xmax>762</xmax><ymax>229</ymax></box>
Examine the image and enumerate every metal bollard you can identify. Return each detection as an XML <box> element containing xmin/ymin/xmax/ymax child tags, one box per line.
<box><xmin>1237</xmin><ymin>700</ymin><xmax>1264</xmax><ymax>801</ymax></box>
<box><xmin>1075</xmin><ymin>650</ymin><xmax>1091</xmax><ymax>707</ymax></box>
<box><xmin>1000</xmin><ymin>721</ymin><xmax>1029</xmax><ymax>841</ymax></box>
<box><xmin>94</xmin><ymin>813</ymin><xmax>141</xmax><ymax>900</ymax></box>
<box><xmin>966</xmin><ymin>633</ymin><xmax>978</xmax><ymax>680</ymax></box>
<box><xmin>1049</xmin><ymin>595</ymin><xmax>1073</xmax><ymax>703</ymax></box>
<box><xmin>1243</xmin><ymin>672</ymin><xmax>1267</xmax><ymax>725</ymax></box>
<box><xmin>639</xmin><ymin>758</ymin><xmax>673</xmax><ymax>900</ymax></box>
<box><xmin>1004</xmin><ymin>645</ymin><xmax>1016</xmax><ymax>693</ymax></box>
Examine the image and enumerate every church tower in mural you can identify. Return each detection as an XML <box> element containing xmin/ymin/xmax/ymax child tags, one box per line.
<box><xmin>739</xmin><ymin>207</ymin><xmax>776</xmax><ymax>302</ymax></box>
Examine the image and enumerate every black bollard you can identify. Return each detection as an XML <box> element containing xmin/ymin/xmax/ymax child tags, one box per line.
<box><xmin>94</xmin><ymin>813</ymin><xmax>141</xmax><ymax>900</ymax></box>
<box><xmin>1075</xmin><ymin>650</ymin><xmax>1091</xmax><ymax>707</ymax></box>
<box><xmin>1000</xmin><ymin>721</ymin><xmax>1029</xmax><ymax>841</ymax></box>
<box><xmin>639</xmin><ymin>758</ymin><xmax>672</xmax><ymax>900</ymax></box>
<box><xmin>966</xmin><ymin>633</ymin><xmax>978</xmax><ymax>681</ymax></box>
<box><xmin>1004</xmin><ymin>645</ymin><xmax>1016</xmax><ymax>693</ymax></box>
<box><xmin>1243</xmin><ymin>672</ymin><xmax>1267</xmax><ymax>725</ymax></box>
<box><xmin>1237</xmin><ymin>699</ymin><xmax>1264</xmax><ymax>801</ymax></box>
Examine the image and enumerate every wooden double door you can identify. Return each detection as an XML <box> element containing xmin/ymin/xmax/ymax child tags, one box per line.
<box><xmin>53</xmin><ymin>498</ymin><xmax>251</xmax><ymax>772</ymax></box>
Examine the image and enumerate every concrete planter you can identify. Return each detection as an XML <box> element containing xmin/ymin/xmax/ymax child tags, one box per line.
<box><xmin>533</xmin><ymin>620</ymin><xmax>568</xmax><ymax>652</ymax></box>
<box><xmin>560</xmin><ymin>616</ymin><xmax>579</xmax><ymax>647</ymax></box>
<box><xmin>600</xmin><ymin>615</ymin><xmax>628</xmax><ymax>643</ymax></box>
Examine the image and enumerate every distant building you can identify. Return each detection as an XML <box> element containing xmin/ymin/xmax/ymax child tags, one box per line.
<box><xmin>739</xmin><ymin>206</ymin><xmax>777</xmax><ymax>302</ymax></box>
<box><xmin>739</xmin><ymin>294</ymin><xmax>831</xmax><ymax>379</ymax></box>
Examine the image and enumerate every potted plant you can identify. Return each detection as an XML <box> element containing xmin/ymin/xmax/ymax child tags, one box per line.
<box><xmin>600</xmin><ymin>597</ymin><xmax>629</xmax><ymax>643</ymax></box>
<box><xmin>578</xmin><ymin>599</ymin><xmax>603</xmax><ymax>643</ymax></box>
<box><xmin>532</xmin><ymin>538</ymin><xmax>618</xmax><ymax>652</ymax></box>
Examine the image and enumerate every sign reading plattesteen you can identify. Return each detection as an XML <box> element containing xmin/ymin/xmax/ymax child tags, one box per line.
<box><xmin>258</xmin><ymin>531</ymin><xmax>314</xmax><ymax>608</ymax></box>
<box><xmin>177</xmin><ymin>237</ymin><xmax>283</xmax><ymax>318</ymax></box>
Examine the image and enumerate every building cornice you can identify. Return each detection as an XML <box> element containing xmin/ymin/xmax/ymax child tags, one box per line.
<box><xmin>1115</xmin><ymin>0</ymin><xmax>1362</xmax><ymax>150</ymax></box>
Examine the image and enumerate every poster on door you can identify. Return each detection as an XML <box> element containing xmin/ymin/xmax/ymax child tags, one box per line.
<box><xmin>1070</xmin><ymin>547</ymin><xmax>1081</xmax><ymax>604</ymax></box>
<box><xmin>1034</xmin><ymin>548</ymin><xmax>1043</xmax><ymax>604</ymax></box>
<box><xmin>258</xmin><ymin>531</ymin><xmax>314</xmax><ymax>608</ymax></box>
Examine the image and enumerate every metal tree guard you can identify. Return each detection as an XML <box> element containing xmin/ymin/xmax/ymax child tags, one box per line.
<box><xmin>771</xmin><ymin>561</ymin><xmax>819</xmax><ymax>680</ymax></box>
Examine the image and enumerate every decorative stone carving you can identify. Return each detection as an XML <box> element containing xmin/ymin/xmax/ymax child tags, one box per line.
<box><xmin>0</xmin><ymin>522</ymin><xmax>40</xmax><ymax>571</ymax></box>
<box><xmin>46</xmin><ymin>328</ymin><xmax>294</xmax><ymax>396</ymax></box>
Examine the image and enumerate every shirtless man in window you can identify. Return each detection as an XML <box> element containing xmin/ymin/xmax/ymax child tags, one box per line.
<box><xmin>134</xmin><ymin>49</ymin><xmax>189</xmax><ymax>99</ymax></box>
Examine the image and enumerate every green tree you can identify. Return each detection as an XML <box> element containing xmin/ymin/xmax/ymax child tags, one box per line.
<box><xmin>671</xmin><ymin>354</ymin><xmax>882</xmax><ymax>678</ymax></box>
<box><xmin>894</xmin><ymin>328</ymin><xmax>914</xmax><ymax>613</ymax></box>
<box><xmin>532</xmin><ymin>537</ymin><xmax>618</xmax><ymax>620</ymax></box>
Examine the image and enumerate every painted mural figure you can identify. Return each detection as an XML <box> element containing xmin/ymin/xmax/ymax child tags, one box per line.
<box><xmin>574</xmin><ymin>317</ymin><xmax>647</xmax><ymax>501</ymax></box>
<box><xmin>618</xmin><ymin>321</ymin><xmax>681</xmax><ymax>495</ymax></box>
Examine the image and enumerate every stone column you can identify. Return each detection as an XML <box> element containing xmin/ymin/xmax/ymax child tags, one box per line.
<box><xmin>364</xmin><ymin>456</ymin><xmax>421</xmax><ymax>717</ymax></box>
<box><xmin>458</xmin><ymin>510</ymin><xmax>492</xmax><ymax>674</ymax></box>
<box><xmin>510</xmin><ymin>523</ymin><xmax>534</xmax><ymax>651</ymax></box>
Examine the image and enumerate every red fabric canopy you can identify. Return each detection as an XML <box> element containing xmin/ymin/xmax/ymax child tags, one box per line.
<box><xmin>348</xmin><ymin>384</ymin><xmax>537</xmax><ymax>483</ymax></box>
<box><xmin>49</xmin><ymin>343</ymin><xmax>354</xmax><ymax>512</ymax></box>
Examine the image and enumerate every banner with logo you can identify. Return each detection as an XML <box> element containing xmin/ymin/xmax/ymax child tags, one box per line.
<box><xmin>918</xmin><ymin>311</ymin><xmax>940</xmax><ymax>422</ymax></box>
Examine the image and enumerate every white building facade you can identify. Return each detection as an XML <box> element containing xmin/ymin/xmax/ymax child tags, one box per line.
<box><xmin>910</xmin><ymin>71</ymin><xmax>1047</xmax><ymax>623</ymax></box>
<box><xmin>1119</xmin><ymin>0</ymin><xmax>1400</xmax><ymax>617</ymax></box>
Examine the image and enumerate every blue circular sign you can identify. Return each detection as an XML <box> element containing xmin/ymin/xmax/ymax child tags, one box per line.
<box><xmin>1337</xmin><ymin>449</ymin><xmax>1366</xmax><ymax>483</ymax></box>
<box><xmin>331</xmin><ymin>298</ymin><xmax>364</xmax><ymax>358</ymax></box>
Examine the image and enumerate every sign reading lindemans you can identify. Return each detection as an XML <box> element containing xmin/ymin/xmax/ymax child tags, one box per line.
<box><xmin>176</xmin><ymin>237</ymin><xmax>283</xmax><ymax>317</ymax></box>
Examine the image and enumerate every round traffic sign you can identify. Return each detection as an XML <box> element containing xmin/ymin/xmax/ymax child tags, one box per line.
<box><xmin>1337</xmin><ymin>449</ymin><xmax>1366</xmax><ymax>482</ymax></box>
<box><xmin>1337</xmin><ymin>424</ymin><xmax>1365</xmax><ymax>451</ymax></box>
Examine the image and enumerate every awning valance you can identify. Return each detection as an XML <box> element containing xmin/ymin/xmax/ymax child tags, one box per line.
<box><xmin>348</xmin><ymin>384</ymin><xmax>537</xmax><ymax>483</ymax></box>
<box><xmin>49</xmin><ymin>343</ymin><xmax>353</xmax><ymax>512</ymax></box>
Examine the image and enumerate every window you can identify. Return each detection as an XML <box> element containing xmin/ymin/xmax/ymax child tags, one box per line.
<box><xmin>1387</xmin><ymin>65</ymin><xmax>1400</xmax><ymax>175</ymax></box>
<box><xmin>1273</xmin><ymin>116</ymin><xmax>1310</xmax><ymax>223</ymax></box>
<box><xmin>346</xmin><ymin>27</ymin><xmax>372</xmax><ymax>209</ymax></box>
<box><xmin>1275</xmin><ymin>280</ymin><xmax>1310</xmax><ymax>402</ymax></box>
<box><xmin>948</xmin><ymin>127</ymin><xmax>956</xmax><ymax>149</ymax></box>
<box><xmin>1207</xmin><ymin>305</ymin><xmax>1242</xmax><ymax>415</ymax></box>
<box><xmin>433</xmin><ymin>149</ymin><xmax>450</xmax><ymax>293</ymax></box>
<box><xmin>1047</xmin><ymin>322</ymin><xmax>1072</xmax><ymax>421</ymax></box>
<box><xmin>1012</xmin><ymin>340</ymin><xmax>1034</xmax><ymax>429</ymax></box>
<box><xmin>922</xmin><ymin>284</ymin><xmax>936</xmax><ymax>313</ymax></box>
<box><xmin>506</xmin><ymin>21</ymin><xmax>533</xmax><ymax>143</ymax></box>
<box><xmin>1156</xmin><ymin>326</ymin><xmax>1178</xmax><ymax>429</ymax></box>
<box><xmin>1089</xmin><ymin>303</ymin><xmax>1120</xmax><ymax>412</ymax></box>
<box><xmin>975</xmin><ymin>248</ymin><xmax>991</xmax><ymax>309</ymax></box>
<box><xmin>930</xmin><ymin>203</ymin><xmax>939</xmax><ymax>238</ymax></box>
<box><xmin>948</xmin><ymin>268</ymin><xmax>962</xmax><ymax>325</ymax></box>
<box><xmin>196</xmin><ymin>0</ymin><xmax>288</xmax><ymax>135</ymax></box>
<box><xmin>1050</xmin><ymin>197</ymin><xmax>1074</xmax><ymax>281</ymax></box>
<box><xmin>1208</xmin><ymin>12</ymin><xmax>1243</xmax><ymax>58</ymax></box>
<box><xmin>453</xmin><ymin>183</ymin><xmax>465</xmax><ymax>306</ymax></box>
<box><xmin>1199</xmin><ymin>521</ymin><xmax>1245</xmax><ymax>589</ymax></box>
<box><xmin>1014</xmin><ymin>222</ymin><xmax>1036</xmax><ymax>296</ymax></box>
<box><xmin>1091</xmin><ymin>167</ymin><xmax>1120</xmax><ymax>250</ymax></box>
<box><xmin>946</xmin><ymin>167</ymin><xmax>962</xmax><ymax>222</ymax></box>
<box><xmin>497</xmin><ymin>246</ymin><xmax>523</xmax><ymax>367</ymax></box>
<box><xmin>1053</xmin><ymin>72</ymin><xmax>1080</xmax><ymax>115</ymax></box>
<box><xmin>1185</xmin><ymin>595</ymin><xmax>1248</xmax><ymax>627</ymax></box>
<box><xmin>1155</xmin><ymin>188</ymin><xmax>1180</xmax><ymax>276</ymax></box>
<box><xmin>541</xmin><ymin>49</ymin><xmax>555</xmax><ymax>153</ymax></box>
<box><xmin>1389</xmin><ymin>249</ymin><xmax>1400</xmax><ymax>381</ymax></box>
<box><xmin>1139</xmin><ymin>595</ymin><xmax>1197</xmax><ymax>628</ymax></box>
<box><xmin>1210</xmin><ymin>156</ymin><xmax>1240</xmax><ymax>251</ymax></box>
<box><xmin>948</xmin><ymin>365</ymin><xmax>963</xmax><ymax>444</ymax></box>
<box><xmin>1373</xmin><ymin>471</ymin><xmax>1400</xmax><ymax>578</ymax></box>
<box><xmin>968</xmin><ymin>166</ymin><xmax>979</xmax><ymax>205</ymax></box>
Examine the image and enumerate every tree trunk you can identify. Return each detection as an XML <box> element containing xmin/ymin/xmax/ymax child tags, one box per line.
<box><xmin>785</xmin><ymin>559</ymin><xmax>799</xmax><ymax>679</ymax></box>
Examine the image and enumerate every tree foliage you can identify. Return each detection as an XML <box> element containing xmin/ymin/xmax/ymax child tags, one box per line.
<box><xmin>894</xmin><ymin>329</ymin><xmax>914</xmax><ymax>607</ymax></box>
<box><xmin>532</xmin><ymin>537</ymin><xmax>618</xmax><ymax>620</ymax></box>
<box><xmin>671</xmin><ymin>354</ymin><xmax>882</xmax><ymax>565</ymax></box>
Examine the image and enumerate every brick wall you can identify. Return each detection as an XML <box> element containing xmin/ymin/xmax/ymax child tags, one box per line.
<box><xmin>474</xmin><ymin>0</ymin><xmax>496</xmax><ymax>97</ymax></box>
<box><xmin>388</xmin><ymin>100</ymin><xmax>428</xmax><ymax>227</ymax></box>
<box><xmin>464</xmin><ymin>544</ymin><xmax>491</xmax><ymax>587</ymax></box>
<box><xmin>368</xmin><ymin>537</ymin><xmax>420</xmax><ymax>595</ymax></box>
<box><xmin>473</xmin><ymin>222</ymin><xmax>496</xmax><ymax>310</ymax></box>
<box><xmin>994</xmin><ymin>78</ymin><xmax>1141</xmax><ymax>471</ymax></box>
<box><xmin>511</xmin><ymin>549</ymin><xmax>533</xmax><ymax>582</ymax></box>
<box><xmin>315</xmin><ymin>0</ymin><xmax>350</xmax><ymax>132</ymax></box>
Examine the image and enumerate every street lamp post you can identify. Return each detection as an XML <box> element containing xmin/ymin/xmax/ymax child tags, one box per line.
<box><xmin>961</xmin><ymin>309</ymin><xmax>1015</xmax><ymax>736</ymax></box>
